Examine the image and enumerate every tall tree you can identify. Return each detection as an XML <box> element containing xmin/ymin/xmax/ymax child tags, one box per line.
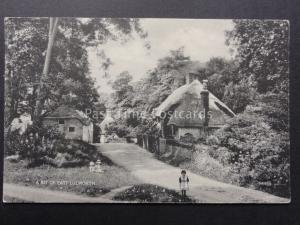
<box><xmin>226</xmin><ymin>20</ymin><xmax>289</xmax><ymax>93</ymax></box>
<box><xmin>110</xmin><ymin>71</ymin><xmax>134</xmax><ymax>108</ymax></box>
<box><xmin>5</xmin><ymin>17</ymin><xmax>148</xmax><ymax>126</ymax></box>
<box><xmin>5</xmin><ymin>18</ymin><xmax>48</xmax><ymax>125</ymax></box>
<box><xmin>133</xmin><ymin>47</ymin><xmax>192</xmax><ymax>112</ymax></box>
<box><xmin>205</xmin><ymin>57</ymin><xmax>239</xmax><ymax>100</ymax></box>
<box><xmin>34</xmin><ymin>17</ymin><xmax>59</xmax><ymax>121</ymax></box>
<box><xmin>225</xmin><ymin>19</ymin><xmax>289</xmax><ymax>126</ymax></box>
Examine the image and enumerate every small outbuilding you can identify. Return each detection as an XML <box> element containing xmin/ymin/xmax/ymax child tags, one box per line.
<box><xmin>43</xmin><ymin>105</ymin><xmax>93</xmax><ymax>143</ymax></box>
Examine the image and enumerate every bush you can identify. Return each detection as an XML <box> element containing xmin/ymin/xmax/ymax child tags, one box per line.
<box><xmin>5</xmin><ymin>123</ymin><xmax>113</xmax><ymax>168</ymax></box>
<box><xmin>42</xmin><ymin>139</ymin><xmax>114</xmax><ymax>168</ymax></box>
<box><xmin>113</xmin><ymin>184</ymin><xmax>196</xmax><ymax>203</ymax></box>
<box><xmin>159</xmin><ymin>145</ymin><xmax>193</xmax><ymax>167</ymax></box>
<box><xmin>105</xmin><ymin>120</ymin><xmax>131</xmax><ymax>137</ymax></box>
<box><xmin>5</xmin><ymin>124</ymin><xmax>63</xmax><ymax>166</ymax></box>
<box><xmin>80</xmin><ymin>186</ymin><xmax>110</xmax><ymax>197</ymax></box>
<box><xmin>204</xmin><ymin>110</ymin><xmax>290</xmax><ymax>197</ymax></box>
<box><xmin>182</xmin><ymin>107</ymin><xmax>290</xmax><ymax>198</ymax></box>
<box><xmin>181</xmin><ymin>145</ymin><xmax>239</xmax><ymax>184</ymax></box>
<box><xmin>206</xmin><ymin>135</ymin><xmax>220</xmax><ymax>146</ymax></box>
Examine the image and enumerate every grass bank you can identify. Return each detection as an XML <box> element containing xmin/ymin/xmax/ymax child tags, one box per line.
<box><xmin>4</xmin><ymin>159</ymin><xmax>140</xmax><ymax>197</ymax></box>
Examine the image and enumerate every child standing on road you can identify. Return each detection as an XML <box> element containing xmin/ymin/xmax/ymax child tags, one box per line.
<box><xmin>179</xmin><ymin>170</ymin><xmax>189</xmax><ymax>197</ymax></box>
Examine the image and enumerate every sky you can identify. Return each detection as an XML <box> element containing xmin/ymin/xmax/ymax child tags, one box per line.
<box><xmin>88</xmin><ymin>19</ymin><xmax>234</xmax><ymax>93</ymax></box>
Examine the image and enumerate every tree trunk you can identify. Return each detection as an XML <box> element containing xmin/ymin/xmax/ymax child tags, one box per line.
<box><xmin>5</xmin><ymin>67</ymin><xmax>15</xmax><ymax>127</ymax></box>
<box><xmin>33</xmin><ymin>17</ymin><xmax>59</xmax><ymax>122</ymax></box>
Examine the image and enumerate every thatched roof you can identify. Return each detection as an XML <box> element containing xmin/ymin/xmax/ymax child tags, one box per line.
<box><xmin>154</xmin><ymin>80</ymin><xmax>235</xmax><ymax>128</ymax></box>
<box><xmin>44</xmin><ymin>105</ymin><xmax>91</xmax><ymax>125</ymax></box>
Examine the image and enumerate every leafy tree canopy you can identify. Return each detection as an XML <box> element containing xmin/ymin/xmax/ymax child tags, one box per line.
<box><xmin>5</xmin><ymin>17</ymin><xmax>148</xmax><ymax>126</ymax></box>
<box><xmin>226</xmin><ymin>20</ymin><xmax>289</xmax><ymax>94</ymax></box>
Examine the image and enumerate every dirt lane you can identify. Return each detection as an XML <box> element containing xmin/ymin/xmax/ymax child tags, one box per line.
<box><xmin>3</xmin><ymin>183</ymin><xmax>115</xmax><ymax>203</ymax></box>
<box><xmin>3</xmin><ymin>143</ymin><xmax>289</xmax><ymax>203</ymax></box>
<box><xmin>94</xmin><ymin>143</ymin><xmax>289</xmax><ymax>203</ymax></box>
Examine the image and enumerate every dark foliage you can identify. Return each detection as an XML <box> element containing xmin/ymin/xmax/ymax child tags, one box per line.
<box><xmin>5</xmin><ymin>124</ymin><xmax>113</xmax><ymax>167</ymax></box>
<box><xmin>206</xmin><ymin>109</ymin><xmax>290</xmax><ymax>197</ymax></box>
<box><xmin>5</xmin><ymin>124</ymin><xmax>62</xmax><ymax>165</ymax></box>
<box><xmin>113</xmin><ymin>184</ymin><xmax>195</xmax><ymax>203</ymax></box>
<box><xmin>81</xmin><ymin>186</ymin><xmax>110</xmax><ymax>197</ymax></box>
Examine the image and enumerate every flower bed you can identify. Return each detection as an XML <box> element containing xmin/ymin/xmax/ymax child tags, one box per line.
<box><xmin>113</xmin><ymin>184</ymin><xmax>196</xmax><ymax>203</ymax></box>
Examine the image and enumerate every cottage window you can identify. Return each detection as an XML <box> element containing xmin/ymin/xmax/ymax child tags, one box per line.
<box><xmin>69</xmin><ymin>127</ymin><xmax>75</xmax><ymax>132</ymax></box>
<box><xmin>58</xmin><ymin>119</ymin><xmax>65</xmax><ymax>124</ymax></box>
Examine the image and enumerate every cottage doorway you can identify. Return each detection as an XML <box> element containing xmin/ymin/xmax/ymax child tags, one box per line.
<box><xmin>93</xmin><ymin>124</ymin><xmax>101</xmax><ymax>143</ymax></box>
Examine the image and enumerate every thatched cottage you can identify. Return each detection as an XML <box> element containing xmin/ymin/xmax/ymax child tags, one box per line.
<box><xmin>154</xmin><ymin>73</ymin><xmax>235</xmax><ymax>141</ymax></box>
<box><xmin>43</xmin><ymin>105</ymin><xmax>93</xmax><ymax>143</ymax></box>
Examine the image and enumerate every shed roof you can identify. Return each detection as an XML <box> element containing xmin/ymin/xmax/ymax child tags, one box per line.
<box><xmin>44</xmin><ymin>105</ymin><xmax>91</xmax><ymax>125</ymax></box>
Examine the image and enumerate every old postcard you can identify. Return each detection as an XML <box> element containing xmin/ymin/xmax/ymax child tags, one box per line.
<box><xmin>3</xmin><ymin>18</ymin><xmax>290</xmax><ymax>203</ymax></box>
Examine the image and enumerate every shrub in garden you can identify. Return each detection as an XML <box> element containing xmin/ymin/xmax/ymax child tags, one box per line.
<box><xmin>105</xmin><ymin>120</ymin><xmax>131</xmax><ymax>137</ymax></box>
<box><xmin>5</xmin><ymin>123</ymin><xmax>112</xmax><ymax>168</ymax></box>
<box><xmin>181</xmin><ymin>144</ymin><xmax>239</xmax><ymax>184</ymax></box>
<box><xmin>113</xmin><ymin>184</ymin><xmax>196</xmax><ymax>203</ymax></box>
<box><xmin>52</xmin><ymin>139</ymin><xmax>114</xmax><ymax>166</ymax></box>
<box><xmin>5</xmin><ymin>123</ymin><xmax>63</xmax><ymax>166</ymax></box>
<box><xmin>206</xmin><ymin>135</ymin><xmax>220</xmax><ymax>146</ymax></box>
<box><xmin>182</xmin><ymin>104</ymin><xmax>290</xmax><ymax>197</ymax></box>
<box><xmin>159</xmin><ymin>145</ymin><xmax>193</xmax><ymax>167</ymax></box>
<box><xmin>80</xmin><ymin>186</ymin><xmax>110</xmax><ymax>197</ymax></box>
<box><xmin>205</xmin><ymin>110</ymin><xmax>290</xmax><ymax>197</ymax></box>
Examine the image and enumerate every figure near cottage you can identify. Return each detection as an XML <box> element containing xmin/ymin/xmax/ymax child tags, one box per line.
<box><xmin>179</xmin><ymin>170</ymin><xmax>189</xmax><ymax>198</ymax></box>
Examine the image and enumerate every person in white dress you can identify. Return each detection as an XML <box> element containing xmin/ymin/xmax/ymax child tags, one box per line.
<box><xmin>179</xmin><ymin>170</ymin><xmax>189</xmax><ymax>197</ymax></box>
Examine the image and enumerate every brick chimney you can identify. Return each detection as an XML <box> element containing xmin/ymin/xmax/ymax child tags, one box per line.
<box><xmin>200</xmin><ymin>80</ymin><xmax>209</xmax><ymax>126</ymax></box>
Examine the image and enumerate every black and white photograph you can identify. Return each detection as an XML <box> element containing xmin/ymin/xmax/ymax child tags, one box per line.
<box><xmin>3</xmin><ymin>18</ymin><xmax>290</xmax><ymax>203</ymax></box>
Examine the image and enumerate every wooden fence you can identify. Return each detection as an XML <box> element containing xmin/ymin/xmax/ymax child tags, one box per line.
<box><xmin>137</xmin><ymin>134</ymin><xmax>160</xmax><ymax>153</ymax></box>
<box><xmin>137</xmin><ymin>134</ymin><xmax>194</xmax><ymax>155</ymax></box>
